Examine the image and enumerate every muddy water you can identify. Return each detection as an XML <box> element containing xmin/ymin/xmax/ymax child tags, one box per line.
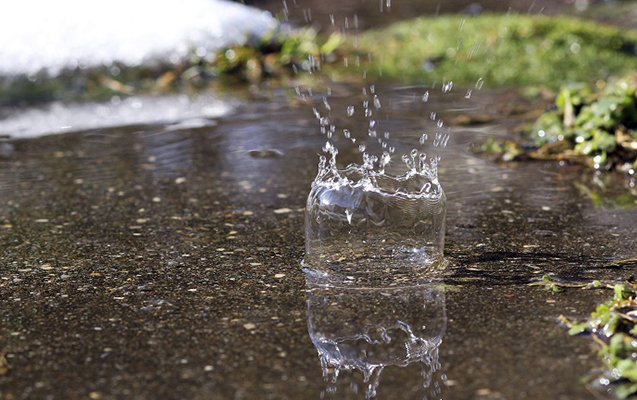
<box><xmin>1</xmin><ymin>83</ymin><xmax>636</xmax><ymax>398</ymax></box>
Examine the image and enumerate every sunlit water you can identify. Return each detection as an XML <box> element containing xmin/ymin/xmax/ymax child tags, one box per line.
<box><xmin>0</xmin><ymin>94</ymin><xmax>233</xmax><ymax>139</ymax></box>
<box><xmin>301</xmin><ymin>79</ymin><xmax>462</xmax><ymax>286</ymax></box>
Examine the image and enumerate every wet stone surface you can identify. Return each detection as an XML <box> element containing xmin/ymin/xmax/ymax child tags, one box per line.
<box><xmin>1</xmin><ymin>86</ymin><xmax>637</xmax><ymax>399</ymax></box>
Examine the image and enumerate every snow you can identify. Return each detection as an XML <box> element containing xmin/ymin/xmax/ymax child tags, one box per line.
<box><xmin>0</xmin><ymin>0</ymin><xmax>277</xmax><ymax>77</ymax></box>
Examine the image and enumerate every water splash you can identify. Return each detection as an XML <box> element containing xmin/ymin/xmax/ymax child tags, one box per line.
<box><xmin>308</xmin><ymin>283</ymin><xmax>446</xmax><ymax>398</ymax></box>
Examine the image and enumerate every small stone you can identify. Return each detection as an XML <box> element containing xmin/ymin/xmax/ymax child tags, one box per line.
<box><xmin>175</xmin><ymin>177</ymin><xmax>187</xmax><ymax>184</ymax></box>
<box><xmin>274</xmin><ymin>273</ymin><xmax>285</xmax><ymax>278</ymax></box>
<box><xmin>40</xmin><ymin>264</ymin><xmax>53</xmax><ymax>270</ymax></box>
<box><xmin>35</xmin><ymin>219</ymin><xmax>49</xmax><ymax>223</ymax></box>
<box><xmin>273</xmin><ymin>208</ymin><xmax>293</xmax><ymax>214</ymax></box>
<box><xmin>243</xmin><ymin>323</ymin><xmax>256</xmax><ymax>330</ymax></box>
<box><xmin>152</xmin><ymin>197</ymin><xmax>161</xmax><ymax>203</ymax></box>
<box><xmin>243</xmin><ymin>211</ymin><xmax>254</xmax><ymax>216</ymax></box>
<box><xmin>204</xmin><ymin>365</ymin><xmax>214</xmax><ymax>372</ymax></box>
<box><xmin>277</xmin><ymin>193</ymin><xmax>288</xmax><ymax>199</ymax></box>
<box><xmin>541</xmin><ymin>206</ymin><xmax>551</xmax><ymax>211</ymax></box>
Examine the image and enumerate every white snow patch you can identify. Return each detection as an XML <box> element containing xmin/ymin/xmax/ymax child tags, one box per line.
<box><xmin>0</xmin><ymin>0</ymin><xmax>277</xmax><ymax>77</ymax></box>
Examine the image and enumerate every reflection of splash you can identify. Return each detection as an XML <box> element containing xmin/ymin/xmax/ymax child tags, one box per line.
<box><xmin>307</xmin><ymin>280</ymin><xmax>446</xmax><ymax>399</ymax></box>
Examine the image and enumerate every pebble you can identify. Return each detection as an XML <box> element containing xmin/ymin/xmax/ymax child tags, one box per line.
<box><xmin>243</xmin><ymin>211</ymin><xmax>254</xmax><ymax>216</ymax></box>
<box><xmin>274</xmin><ymin>273</ymin><xmax>285</xmax><ymax>278</ymax></box>
<box><xmin>273</xmin><ymin>208</ymin><xmax>292</xmax><ymax>214</ymax></box>
<box><xmin>243</xmin><ymin>323</ymin><xmax>256</xmax><ymax>330</ymax></box>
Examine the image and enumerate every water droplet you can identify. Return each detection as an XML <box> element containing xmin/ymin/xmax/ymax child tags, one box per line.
<box><xmin>373</xmin><ymin>95</ymin><xmax>381</xmax><ymax>109</ymax></box>
<box><xmin>433</xmin><ymin>133</ymin><xmax>441</xmax><ymax>147</ymax></box>
<box><xmin>380</xmin><ymin>151</ymin><xmax>391</xmax><ymax>167</ymax></box>
<box><xmin>389</xmin><ymin>146</ymin><xmax>395</xmax><ymax>153</ymax></box>
<box><xmin>365</xmin><ymin>109</ymin><xmax>373</xmax><ymax>117</ymax></box>
<box><xmin>384</xmin><ymin>132</ymin><xmax>390</xmax><ymax>139</ymax></box>
<box><xmin>465</xmin><ymin>89</ymin><xmax>472</xmax><ymax>99</ymax></box>
<box><xmin>422</xmin><ymin>91</ymin><xmax>429</xmax><ymax>102</ymax></box>
<box><xmin>442</xmin><ymin>81</ymin><xmax>453</xmax><ymax>93</ymax></box>
<box><xmin>430</xmin><ymin>112</ymin><xmax>436</xmax><ymax>120</ymax></box>
<box><xmin>343</xmin><ymin>129</ymin><xmax>351</xmax><ymax>139</ymax></box>
<box><xmin>347</xmin><ymin>106</ymin><xmax>355</xmax><ymax>116</ymax></box>
<box><xmin>323</xmin><ymin>97</ymin><xmax>331</xmax><ymax>111</ymax></box>
<box><xmin>433</xmin><ymin>133</ymin><xmax>450</xmax><ymax>148</ymax></box>
<box><xmin>437</xmin><ymin>120</ymin><xmax>444</xmax><ymax>128</ymax></box>
<box><xmin>476</xmin><ymin>78</ymin><xmax>484</xmax><ymax>90</ymax></box>
<box><xmin>358</xmin><ymin>145</ymin><xmax>366</xmax><ymax>152</ymax></box>
<box><xmin>419</xmin><ymin>134</ymin><xmax>428</xmax><ymax>145</ymax></box>
<box><xmin>345</xmin><ymin>209</ymin><xmax>353</xmax><ymax>224</ymax></box>
<box><xmin>410</xmin><ymin>149</ymin><xmax>419</xmax><ymax>159</ymax></box>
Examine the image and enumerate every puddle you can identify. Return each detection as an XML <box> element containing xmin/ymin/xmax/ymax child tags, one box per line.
<box><xmin>307</xmin><ymin>282</ymin><xmax>446</xmax><ymax>399</ymax></box>
<box><xmin>0</xmin><ymin>83</ymin><xmax>636</xmax><ymax>399</ymax></box>
<box><xmin>0</xmin><ymin>94</ymin><xmax>233</xmax><ymax>139</ymax></box>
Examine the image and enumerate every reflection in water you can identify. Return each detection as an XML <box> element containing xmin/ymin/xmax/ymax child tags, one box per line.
<box><xmin>307</xmin><ymin>281</ymin><xmax>446</xmax><ymax>399</ymax></box>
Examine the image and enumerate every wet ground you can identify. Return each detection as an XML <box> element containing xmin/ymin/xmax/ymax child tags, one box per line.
<box><xmin>3</xmin><ymin>1</ymin><xmax>637</xmax><ymax>398</ymax></box>
<box><xmin>1</xmin><ymin>81</ymin><xmax>637</xmax><ymax>399</ymax></box>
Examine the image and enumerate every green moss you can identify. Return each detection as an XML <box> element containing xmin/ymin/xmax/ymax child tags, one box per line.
<box><xmin>357</xmin><ymin>15</ymin><xmax>637</xmax><ymax>88</ymax></box>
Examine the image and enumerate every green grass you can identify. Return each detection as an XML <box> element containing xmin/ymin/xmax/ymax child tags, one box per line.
<box><xmin>357</xmin><ymin>15</ymin><xmax>637</xmax><ymax>88</ymax></box>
